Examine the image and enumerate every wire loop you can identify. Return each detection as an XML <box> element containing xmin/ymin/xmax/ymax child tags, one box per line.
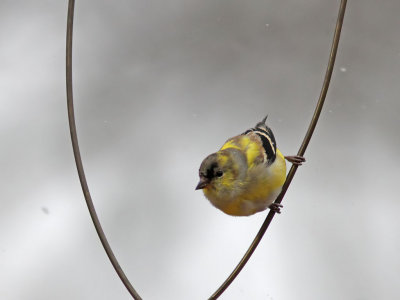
<box><xmin>66</xmin><ymin>1</ymin><xmax>347</xmax><ymax>299</ymax></box>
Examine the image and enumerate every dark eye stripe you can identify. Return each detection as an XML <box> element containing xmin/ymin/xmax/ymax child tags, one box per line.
<box><xmin>206</xmin><ymin>162</ymin><xmax>218</xmax><ymax>179</ymax></box>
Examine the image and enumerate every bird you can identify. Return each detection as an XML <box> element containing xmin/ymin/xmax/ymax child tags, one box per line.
<box><xmin>196</xmin><ymin>116</ymin><xmax>305</xmax><ymax>216</ymax></box>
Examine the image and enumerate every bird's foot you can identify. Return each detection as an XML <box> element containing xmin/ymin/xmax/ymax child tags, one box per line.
<box><xmin>285</xmin><ymin>155</ymin><xmax>306</xmax><ymax>166</ymax></box>
<box><xmin>269</xmin><ymin>203</ymin><xmax>283</xmax><ymax>214</ymax></box>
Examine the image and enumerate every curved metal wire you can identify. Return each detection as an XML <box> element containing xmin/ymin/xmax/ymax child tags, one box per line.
<box><xmin>66</xmin><ymin>1</ymin><xmax>142</xmax><ymax>299</ymax></box>
<box><xmin>209</xmin><ymin>0</ymin><xmax>348</xmax><ymax>298</ymax></box>
<box><xmin>66</xmin><ymin>0</ymin><xmax>346</xmax><ymax>298</ymax></box>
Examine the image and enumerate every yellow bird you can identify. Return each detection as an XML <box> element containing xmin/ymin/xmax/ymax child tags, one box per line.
<box><xmin>196</xmin><ymin>116</ymin><xmax>304</xmax><ymax>216</ymax></box>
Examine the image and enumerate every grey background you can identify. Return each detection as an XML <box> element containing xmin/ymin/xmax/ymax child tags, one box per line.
<box><xmin>1</xmin><ymin>0</ymin><xmax>399</xmax><ymax>299</ymax></box>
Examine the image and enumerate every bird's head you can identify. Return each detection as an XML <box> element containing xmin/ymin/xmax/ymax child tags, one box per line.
<box><xmin>196</xmin><ymin>149</ymin><xmax>244</xmax><ymax>194</ymax></box>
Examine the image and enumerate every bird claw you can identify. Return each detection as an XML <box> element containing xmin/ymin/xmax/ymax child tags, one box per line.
<box><xmin>285</xmin><ymin>155</ymin><xmax>306</xmax><ymax>166</ymax></box>
<box><xmin>269</xmin><ymin>203</ymin><xmax>283</xmax><ymax>214</ymax></box>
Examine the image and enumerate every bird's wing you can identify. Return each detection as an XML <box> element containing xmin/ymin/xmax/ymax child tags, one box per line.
<box><xmin>242</xmin><ymin>124</ymin><xmax>277</xmax><ymax>166</ymax></box>
<box><xmin>220</xmin><ymin>135</ymin><xmax>265</xmax><ymax>168</ymax></box>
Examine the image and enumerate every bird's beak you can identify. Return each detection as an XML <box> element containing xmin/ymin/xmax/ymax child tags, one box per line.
<box><xmin>195</xmin><ymin>177</ymin><xmax>210</xmax><ymax>190</ymax></box>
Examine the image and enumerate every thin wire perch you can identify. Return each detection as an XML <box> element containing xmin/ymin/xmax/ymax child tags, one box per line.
<box><xmin>209</xmin><ymin>0</ymin><xmax>347</xmax><ymax>298</ymax></box>
<box><xmin>65</xmin><ymin>1</ymin><xmax>347</xmax><ymax>299</ymax></box>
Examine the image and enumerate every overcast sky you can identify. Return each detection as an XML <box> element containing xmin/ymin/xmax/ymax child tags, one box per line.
<box><xmin>1</xmin><ymin>1</ymin><xmax>400</xmax><ymax>299</ymax></box>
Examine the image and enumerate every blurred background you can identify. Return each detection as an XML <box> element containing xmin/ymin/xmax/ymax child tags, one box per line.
<box><xmin>1</xmin><ymin>0</ymin><xmax>399</xmax><ymax>299</ymax></box>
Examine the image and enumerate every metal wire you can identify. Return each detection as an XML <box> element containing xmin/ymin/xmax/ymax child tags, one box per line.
<box><xmin>66</xmin><ymin>0</ymin><xmax>347</xmax><ymax>298</ymax></box>
<box><xmin>66</xmin><ymin>1</ymin><xmax>142</xmax><ymax>299</ymax></box>
<box><xmin>209</xmin><ymin>0</ymin><xmax>348</xmax><ymax>298</ymax></box>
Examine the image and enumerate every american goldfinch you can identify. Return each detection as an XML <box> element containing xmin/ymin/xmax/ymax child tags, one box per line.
<box><xmin>196</xmin><ymin>116</ymin><xmax>305</xmax><ymax>216</ymax></box>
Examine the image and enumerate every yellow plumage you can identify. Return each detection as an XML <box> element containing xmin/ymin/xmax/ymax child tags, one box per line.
<box><xmin>196</xmin><ymin>117</ymin><xmax>303</xmax><ymax>216</ymax></box>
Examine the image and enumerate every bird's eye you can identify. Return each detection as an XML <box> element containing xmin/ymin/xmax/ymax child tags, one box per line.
<box><xmin>216</xmin><ymin>170</ymin><xmax>223</xmax><ymax>177</ymax></box>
